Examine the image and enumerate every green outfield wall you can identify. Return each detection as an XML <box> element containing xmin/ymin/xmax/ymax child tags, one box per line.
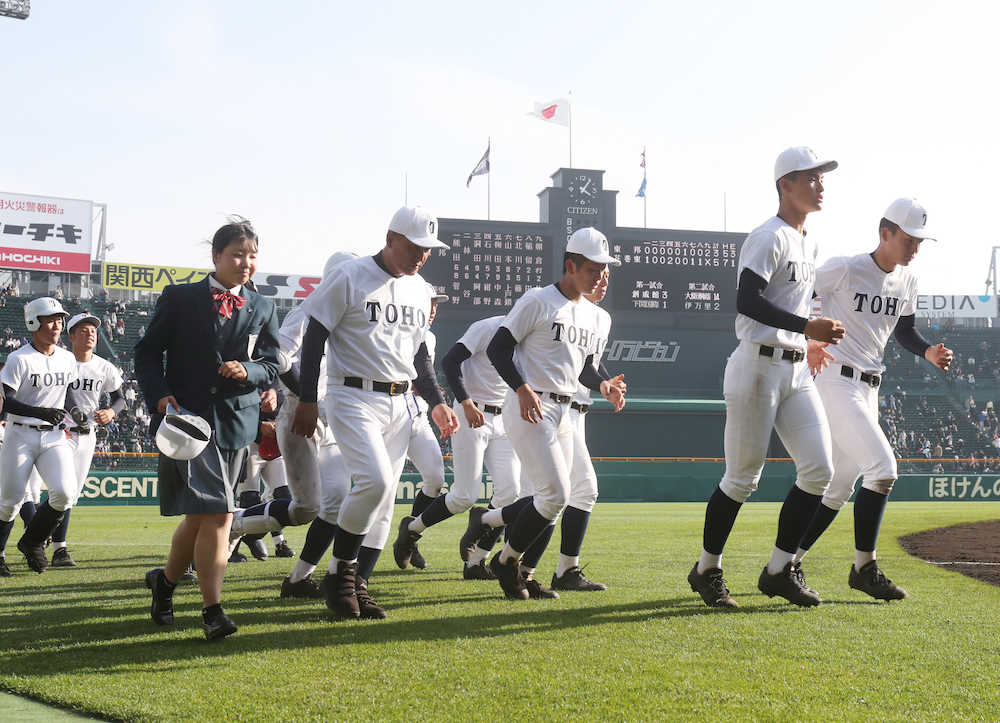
<box><xmin>71</xmin><ymin>463</ymin><xmax>1000</xmax><ymax>506</ymax></box>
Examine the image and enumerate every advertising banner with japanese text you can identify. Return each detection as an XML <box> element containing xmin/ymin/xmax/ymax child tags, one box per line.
<box><xmin>0</xmin><ymin>191</ymin><xmax>93</xmax><ymax>273</ymax></box>
<box><xmin>102</xmin><ymin>262</ymin><xmax>322</xmax><ymax>300</ymax></box>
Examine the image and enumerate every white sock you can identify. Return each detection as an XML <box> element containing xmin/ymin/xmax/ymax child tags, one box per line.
<box><xmin>408</xmin><ymin>516</ymin><xmax>427</xmax><ymax>533</ymax></box>
<box><xmin>53</xmin><ymin>541</ymin><xmax>67</xmax><ymax>551</ymax></box>
<box><xmin>273</xmin><ymin>533</ymin><xmax>285</xmax><ymax>543</ymax></box>
<box><xmin>467</xmin><ymin>546</ymin><xmax>488</xmax><ymax>566</ymax></box>
<box><xmin>854</xmin><ymin>549</ymin><xmax>876</xmax><ymax>570</ymax></box>
<box><xmin>480</xmin><ymin>508</ymin><xmax>504</xmax><ymax>528</ymax></box>
<box><xmin>328</xmin><ymin>556</ymin><xmax>357</xmax><ymax>574</ymax></box>
<box><xmin>794</xmin><ymin>547</ymin><xmax>809</xmax><ymax>563</ymax></box>
<box><xmin>766</xmin><ymin>547</ymin><xmax>795</xmax><ymax>575</ymax></box>
<box><xmin>697</xmin><ymin>549</ymin><xmax>722</xmax><ymax>574</ymax></box>
<box><xmin>289</xmin><ymin>559</ymin><xmax>316</xmax><ymax>584</ymax></box>
<box><xmin>556</xmin><ymin>554</ymin><xmax>579</xmax><ymax>577</ymax></box>
<box><xmin>498</xmin><ymin>542</ymin><xmax>519</xmax><ymax>564</ymax></box>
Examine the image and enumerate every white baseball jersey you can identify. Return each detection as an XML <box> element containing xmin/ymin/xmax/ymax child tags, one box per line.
<box><xmin>0</xmin><ymin>344</ymin><xmax>78</xmax><ymax>425</ymax></box>
<box><xmin>573</xmin><ymin>305</ymin><xmax>612</xmax><ymax>405</ymax></box>
<box><xmin>816</xmin><ymin>253</ymin><xmax>918</xmax><ymax>374</ymax></box>
<box><xmin>302</xmin><ymin>255</ymin><xmax>431</xmax><ymax>384</ymax></box>
<box><xmin>735</xmin><ymin>216</ymin><xmax>817</xmax><ymax>353</ymax></box>
<box><xmin>67</xmin><ymin>354</ymin><xmax>123</xmax><ymax>423</ymax></box>
<box><xmin>502</xmin><ymin>285</ymin><xmax>604</xmax><ymax>396</ymax></box>
<box><xmin>278</xmin><ymin>304</ymin><xmax>328</xmax><ymax>401</ymax></box>
<box><xmin>455</xmin><ymin>316</ymin><xmax>508</xmax><ymax>407</ymax></box>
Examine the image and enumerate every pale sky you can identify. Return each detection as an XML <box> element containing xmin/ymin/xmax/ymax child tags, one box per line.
<box><xmin>2</xmin><ymin>1</ymin><xmax>997</xmax><ymax>292</ymax></box>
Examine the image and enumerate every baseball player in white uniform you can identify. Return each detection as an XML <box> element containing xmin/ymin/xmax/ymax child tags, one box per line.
<box><xmin>687</xmin><ymin>147</ymin><xmax>847</xmax><ymax>609</ymax></box>
<box><xmin>49</xmin><ymin>312</ymin><xmax>126</xmax><ymax>567</ymax></box>
<box><xmin>396</xmin><ymin>314</ymin><xmax>522</xmax><ymax>580</ymax></box>
<box><xmin>291</xmin><ymin>206</ymin><xmax>459</xmax><ymax>619</ymax></box>
<box><xmin>795</xmin><ymin>198</ymin><xmax>952</xmax><ymax>600</ymax></box>
<box><xmin>477</xmin><ymin>228</ymin><xmax>625</xmax><ymax>601</ymax></box>
<box><xmin>0</xmin><ymin>298</ymin><xmax>79</xmax><ymax>575</ymax></box>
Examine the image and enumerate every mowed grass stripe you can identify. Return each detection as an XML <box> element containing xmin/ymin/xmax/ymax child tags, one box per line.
<box><xmin>1</xmin><ymin>502</ymin><xmax>998</xmax><ymax>721</ymax></box>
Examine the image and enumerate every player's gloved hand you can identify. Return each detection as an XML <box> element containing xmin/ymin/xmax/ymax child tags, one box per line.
<box><xmin>38</xmin><ymin>407</ymin><xmax>67</xmax><ymax>426</ymax></box>
<box><xmin>925</xmin><ymin>343</ymin><xmax>954</xmax><ymax>372</ymax></box>
<box><xmin>260</xmin><ymin>388</ymin><xmax>278</xmax><ymax>413</ymax></box>
<box><xmin>804</xmin><ymin>317</ymin><xmax>846</xmax><ymax>344</ymax></box>
<box><xmin>807</xmin><ymin>340</ymin><xmax>835</xmax><ymax>376</ymax></box>
<box><xmin>516</xmin><ymin>385</ymin><xmax>543</xmax><ymax>424</ymax></box>
<box><xmin>431</xmin><ymin>403</ymin><xmax>460</xmax><ymax>439</ymax></box>
<box><xmin>600</xmin><ymin>375</ymin><xmax>627</xmax><ymax>413</ymax></box>
<box><xmin>460</xmin><ymin>399</ymin><xmax>486</xmax><ymax>429</ymax></box>
<box><xmin>291</xmin><ymin>401</ymin><xmax>318</xmax><ymax>438</ymax></box>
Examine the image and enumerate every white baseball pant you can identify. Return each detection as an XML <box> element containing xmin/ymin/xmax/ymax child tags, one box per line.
<box><xmin>406</xmin><ymin>410</ymin><xmax>446</xmax><ymax>499</ymax></box>
<box><xmin>568</xmin><ymin>407</ymin><xmax>598</xmax><ymax>512</ymax></box>
<box><xmin>446</xmin><ymin>399</ymin><xmax>521</xmax><ymax>514</ymax></box>
<box><xmin>815</xmin><ymin>371</ymin><xmax>897</xmax><ymax>510</ymax></box>
<box><xmin>21</xmin><ymin>469</ymin><xmax>43</xmax><ymax>506</ymax></box>
<box><xmin>0</xmin><ymin>425</ymin><xmax>77</xmax><ymax>520</ymax></box>
<box><xmin>718</xmin><ymin>342</ymin><xmax>834</xmax><ymax>503</ymax></box>
<box><xmin>501</xmin><ymin>388</ymin><xmax>574</xmax><ymax>521</ymax></box>
<box><xmin>66</xmin><ymin>431</ymin><xmax>97</xmax><ymax>507</ymax></box>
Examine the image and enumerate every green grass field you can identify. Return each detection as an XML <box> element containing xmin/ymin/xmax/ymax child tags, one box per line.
<box><xmin>1</xmin><ymin>501</ymin><xmax>998</xmax><ymax>722</ymax></box>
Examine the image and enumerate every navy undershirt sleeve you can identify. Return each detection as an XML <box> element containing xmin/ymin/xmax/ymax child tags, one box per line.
<box><xmin>442</xmin><ymin>342</ymin><xmax>473</xmax><ymax>403</ymax></box>
<box><xmin>894</xmin><ymin>314</ymin><xmax>931</xmax><ymax>358</ymax></box>
<box><xmin>3</xmin><ymin>383</ymin><xmax>64</xmax><ymax>423</ymax></box>
<box><xmin>578</xmin><ymin>354</ymin><xmax>604</xmax><ymax>392</ymax></box>
<box><xmin>487</xmin><ymin>326</ymin><xmax>525</xmax><ymax>391</ymax></box>
<box><xmin>108</xmin><ymin>388</ymin><xmax>127</xmax><ymax>415</ymax></box>
<box><xmin>736</xmin><ymin>268</ymin><xmax>809</xmax><ymax>334</ymax></box>
<box><xmin>412</xmin><ymin>342</ymin><xmax>445</xmax><ymax>408</ymax></box>
<box><xmin>299</xmin><ymin>317</ymin><xmax>328</xmax><ymax>404</ymax></box>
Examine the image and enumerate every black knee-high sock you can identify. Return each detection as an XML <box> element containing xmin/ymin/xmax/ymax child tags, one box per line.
<box><xmin>477</xmin><ymin>523</ymin><xmax>506</xmax><ymax>552</ymax></box>
<box><xmin>23</xmin><ymin>501</ymin><xmax>65</xmax><ymax>546</ymax></box>
<box><xmin>798</xmin><ymin>503</ymin><xmax>839</xmax><ymax>551</ymax></box>
<box><xmin>357</xmin><ymin>546</ymin><xmax>381</xmax><ymax>582</ymax></box>
<box><xmin>19</xmin><ymin>501</ymin><xmax>36</xmax><ymax>525</ymax></box>
<box><xmin>419</xmin><ymin>494</ymin><xmax>454</xmax><ymax>528</ymax></box>
<box><xmin>51</xmin><ymin>508</ymin><xmax>71</xmax><ymax>544</ymax></box>
<box><xmin>520</xmin><ymin>523</ymin><xmax>555</xmax><ymax>569</ymax></box>
<box><xmin>238</xmin><ymin>490</ymin><xmax>262</xmax><ymax>508</ymax></box>
<box><xmin>702</xmin><ymin>486</ymin><xmax>743</xmax><ymax>554</ymax></box>
<box><xmin>272</xmin><ymin>485</ymin><xmax>291</xmax><ymax>500</ymax></box>
<box><xmin>500</xmin><ymin>496</ymin><xmax>534</xmax><ymax>526</ymax></box>
<box><xmin>331</xmin><ymin>530</ymin><xmax>365</xmax><ymax>563</ymax></box>
<box><xmin>300</xmin><ymin>518</ymin><xmax>338</xmax><ymax>565</ymax></box>
<box><xmin>854</xmin><ymin>487</ymin><xmax>889</xmax><ymax>552</ymax></box>
<box><xmin>774</xmin><ymin>485</ymin><xmax>823</xmax><ymax>554</ymax></box>
<box><xmin>410</xmin><ymin>490</ymin><xmax>436</xmax><ymax>517</ymax></box>
<box><xmin>0</xmin><ymin>518</ymin><xmax>15</xmax><ymax>554</ymax></box>
<box><xmin>560</xmin><ymin>506</ymin><xmax>591</xmax><ymax>557</ymax></box>
<box><xmin>507</xmin><ymin>502</ymin><xmax>552</xmax><ymax>554</ymax></box>
<box><xmin>239</xmin><ymin>498</ymin><xmax>293</xmax><ymax>527</ymax></box>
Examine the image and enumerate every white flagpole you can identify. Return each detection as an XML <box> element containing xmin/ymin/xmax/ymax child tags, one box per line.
<box><xmin>643</xmin><ymin>145</ymin><xmax>647</xmax><ymax>230</ymax></box>
<box><xmin>487</xmin><ymin>136</ymin><xmax>491</xmax><ymax>221</ymax></box>
<box><xmin>568</xmin><ymin>92</ymin><xmax>573</xmax><ymax>167</ymax></box>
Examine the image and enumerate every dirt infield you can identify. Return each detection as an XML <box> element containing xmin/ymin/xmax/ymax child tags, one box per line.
<box><xmin>899</xmin><ymin>520</ymin><xmax>1000</xmax><ymax>587</ymax></box>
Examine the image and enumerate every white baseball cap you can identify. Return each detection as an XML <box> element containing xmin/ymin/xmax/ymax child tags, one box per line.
<box><xmin>388</xmin><ymin>206</ymin><xmax>447</xmax><ymax>249</ymax></box>
<box><xmin>567</xmin><ymin>227</ymin><xmax>621</xmax><ymax>266</ymax></box>
<box><xmin>156</xmin><ymin>408</ymin><xmax>212</xmax><ymax>460</ymax></box>
<box><xmin>66</xmin><ymin>312</ymin><xmax>101</xmax><ymax>332</ymax></box>
<box><xmin>884</xmin><ymin>197</ymin><xmax>935</xmax><ymax>240</ymax></box>
<box><xmin>774</xmin><ymin>146</ymin><xmax>838</xmax><ymax>182</ymax></box>
<box><xmin>427</xmin><ymin>283</ymin><xmax>449</xmax><ymax>302</ymax></box>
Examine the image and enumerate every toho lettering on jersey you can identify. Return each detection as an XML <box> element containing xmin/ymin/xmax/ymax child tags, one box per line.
<box><xmin>67</xmin><ymin>356</ymin><xmax>123</xmax><ymax>422</ymax></box>
<box><xmin>0</xmin><ymin>343</ymin><xmax>79</xmax><ymax>425</ymax></box>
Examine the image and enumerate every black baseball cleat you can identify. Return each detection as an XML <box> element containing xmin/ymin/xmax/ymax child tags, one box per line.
<box><xmin>409</xmin><ymin>543</ymin><xmax>427</xmax><ymax>569</ymax></box>
<box><xmin>245</xmin><ymin>536</ymin><xmax>268</xmax><ymax>561</ymax></box>
<box><xmin>462</xmin><ymin>560</ymin><xmax>497</xmax><ymax>580</ymax></box>
<box><xmin>849</xmin><ymin>561</ymin><xmax>908</xmax><ymax>601</ymax></box>
<box><xmin>280</xmin><ymin>574</ymin><xmax>324</xmax><ymax>599</ymax></box>
<box><xmin>229</xmin><ymin>548</ymin><xmax>247</xmax><ymax>563</ymax></box>
<box><xmin>687</xmin><ymin>563</ymin><xmax>739</xmax><ymax>608</ymax></box>
<box><xmin>489</xmin><ymin>553</ymin><xmax>528</xmax><ymax>600</ymax></box>
<box><xmin>202</xmin><ymin>612</ymin><xmax>238</xmax><ymax>641</ymax></box>
<box><xmin>0</xmin><ymin>558</ymin><xmax>11</xmax><ymax>577</ymax></box>
<box><xmin>355</xmin><ymin>578</ymin><xmax>387</xmax><ymax>620</ymax></box>
<box><xmin>274</xmin><ymin>541</ymin><xmax>295</xmax><ymax>558</ymax></box>
<box><xmin>145</xmin><ymin>568</ymin><xmax>175</xmax><ymax>625</ymax></box>
<box><xmin>757</xmin><ymin>562</ymin><xmax>822</xmax><ymax>606</ymax></box>
<box><xmin>391</xmin><ymin>516</ymin><xmax>421</xmax><ymax>569</ymax></box>
<box><xmin>50</xmin><ymin>547</ymin><xmax>77</xmax><ymax>568</ymax></box>
<box><xmin>459</xmin><ymin>506</ymin><xmax>488</xmax><ymax>562</ymax></box>
<box><xmin>792</xmin><ymin>560</ymin><xmax>819</xmax><ymax>597</ymax></box>
<box><xmin>17</xmin><ymin>537</ymin><xmax>49</xmax><ymax>574</ymax></box>
<box><xmin>522</xmin><ymin>573</ymin><xmax>559</xmax><ymax>599</ymax></box>
<box><xmin>322</xmin><ymin>561</ymin><xmax>361</xmax><ymax>619</ymax></box>
<box><xmin>551</xmin><ymin>565</ymin><xmax>607</xmax><ymax>591</ymax></box>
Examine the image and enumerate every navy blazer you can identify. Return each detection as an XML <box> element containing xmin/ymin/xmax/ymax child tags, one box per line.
<box><xmin>135</xmin><ymin>277</ymin><xmax>280</xmax><ymax>451</ymax></box>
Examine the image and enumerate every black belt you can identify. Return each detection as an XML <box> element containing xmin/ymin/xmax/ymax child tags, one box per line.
<box><xmin>840</xmin><ymin>365</ymin><xmax>881</xmax><ymax>388</ymax></box>
<box><xmin>759</xmin><ymin>345</ymin><xmax>805</xmax><ymax>363</ymax></box>
<box><xmin>12</xmin><ymin>421</ymin><xmax>66</xmax><ymax>432</ymax></box>
<box><xmin>571</xmin><ymin>402</ymin><xmax>590</xmax><ymax>413</ymax></box>
<box><xmin>474</xmin><ymin>402</ymin><xmax>503</xmax><ymax>415</ymax></box>
<box><xmin>536</xmin><ymin>390</ymin><xmax>571</xmax><ymax>404</ymax></box>
<box><xmin>70</xmin><ymin>426</ymin><xmax>92</xmax><ymax>435</ymax></box>
<box><xmin>343</xmin><ymin>377</ymin><xmax>409</xmax><ymax>395</ymax></box>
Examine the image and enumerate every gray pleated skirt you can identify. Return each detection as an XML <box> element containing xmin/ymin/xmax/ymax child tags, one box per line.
<box><xmin>158</xmin><ymin>433</ymin><xmax>248</xmax><ymax>516</ymax></box>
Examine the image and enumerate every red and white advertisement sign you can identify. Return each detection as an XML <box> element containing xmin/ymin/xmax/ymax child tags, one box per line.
<box><xmin>0</xmin><ymin>191</ymin><xmax>93</xmax><ymax>273</ymax></box>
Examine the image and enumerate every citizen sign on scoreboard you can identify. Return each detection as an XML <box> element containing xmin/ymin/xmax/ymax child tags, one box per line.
<box><xmin>0</xmin><ymin>191</ymin><xmax>93</xmax><ymax>273</ymax></box>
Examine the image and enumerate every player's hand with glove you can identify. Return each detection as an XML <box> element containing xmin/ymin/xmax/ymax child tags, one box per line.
<box><xmin>925</xmin><ymin>343</ymin><xmax>954</xmax><ymax>372</ymax></box>
<box><xmin>807</xmin><ymin>340</ymin><xmax>835</xmax><ymax>376</ymax></box>
<box><xmin>291</xmin><ymin>401</ymin><xmax>318</xmax><ymax>438</ymax></box>
<box><xmin>432</xmin><ymin>403</ymin><xmax>460</xmax><ymax>439</ymax></box>
<box><xmin>460</xmin><ymin>399</ymin><xmax>486</xmax><ymax>429</ymax></box>
<box><xmin>600</xmin><ymin>374</ymin><xmax>627</xmax><ymax>413</ymax></box>
<box><xmin>37</xmin><ymin>407</ymin><xmax>68</xmax><ymax>426</ymax></box>
<box><xmin>516</xmin><ymin>385</ymin><xmax>543</xmax><ymax>424</ymax></box>
<box><xmin>804</xmin><ymin>317</ymin><xmax>846</xmax><ymax>344</ymax></box>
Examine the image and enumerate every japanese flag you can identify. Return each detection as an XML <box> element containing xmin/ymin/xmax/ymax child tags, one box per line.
<box><xmin>529</xmin><ymin>98</ymin><xmax>570</xmax><ymax>127</ymax></box>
